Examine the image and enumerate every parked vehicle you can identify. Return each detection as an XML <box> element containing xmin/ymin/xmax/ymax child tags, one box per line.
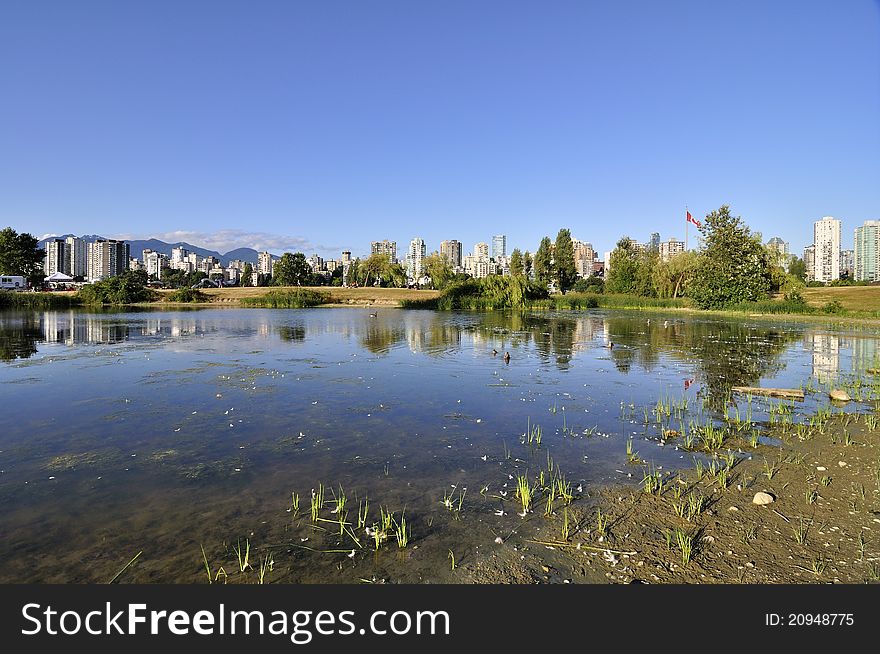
<box><xmin>0</xmin><ymin>275</ymin><xmax>26</xmax><ymax>290</ymax></box>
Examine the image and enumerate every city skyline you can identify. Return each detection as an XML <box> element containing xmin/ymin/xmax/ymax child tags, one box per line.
<box><xmin>2</xmin><ymin>2</ymin><xmax>877</xmax><ymax>261</ymax></box>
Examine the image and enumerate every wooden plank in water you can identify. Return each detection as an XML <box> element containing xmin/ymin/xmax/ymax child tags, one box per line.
<box><xmin>731</xmin><ymin>386</ymin><xmax>805</xmax><ymax>400</ymax></box>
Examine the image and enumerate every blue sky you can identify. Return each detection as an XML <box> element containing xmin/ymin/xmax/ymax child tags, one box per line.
<box><xmin>1</xmin><ymin>0</ymin><xmax>878</xmax><ymax>258</ymax></box>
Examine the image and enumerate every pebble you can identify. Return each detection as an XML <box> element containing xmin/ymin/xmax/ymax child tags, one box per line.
<box><xmin>838</xmin><ymin>461</ymin><xmax>847</xmax><ymax>467</ymax></box>
<box><xmin>752</xmin><ymin>491</ymin><xmax>775</xmax><ymax>505</ymax></box>
<box><xmin>829</xmin><ymin>390</ymin><xmax>851</xmax><ymax>402</ymax></box>
<box><xmin>817</xmin><ymin>466</ymin><xmax>826</xmax><ymax>471</ymax></box>
<box><xmin>728</xmin><ymin>506</ymin><xmax>740</xmax><ymax>512</ymax></box>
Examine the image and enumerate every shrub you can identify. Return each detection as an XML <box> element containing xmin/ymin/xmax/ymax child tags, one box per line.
<box><xmin>240</xmin><ymin>289</ymin><xmax>329</xmax><ymax>308</ymax></box>
<box><xmin>167</xmin><ymin>288</ymin><xmax>208</xmax><ymax>303</ymax></box>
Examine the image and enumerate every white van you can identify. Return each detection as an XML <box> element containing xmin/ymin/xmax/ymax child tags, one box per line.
<box><xmin>0</xmin><ymin>275</ymin><xmax>26</xmax><ymax>290</ymax></box>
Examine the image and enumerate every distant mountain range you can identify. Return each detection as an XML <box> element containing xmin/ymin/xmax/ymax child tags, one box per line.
<box><xmin>37</xmin><ymin>235</ymin><xmax>276</xmax><ymax>266</ymax></box>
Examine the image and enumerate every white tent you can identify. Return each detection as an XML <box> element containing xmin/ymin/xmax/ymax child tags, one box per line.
<box><xmin>44</xmin><ymin>271</ymin><xmax>74</xmax><ymax>282</ymax></box>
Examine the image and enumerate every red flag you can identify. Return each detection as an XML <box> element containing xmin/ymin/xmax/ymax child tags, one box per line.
<box><xmin>686</xmin><ymin>210</ymin><xmax>701</xmax><ymax>228</ymax></box>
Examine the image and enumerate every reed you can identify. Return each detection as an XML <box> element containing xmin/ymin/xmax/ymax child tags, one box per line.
<box><xmin>258</xmin><ymin>553</ymin><xmax>274</xmax><ymax>584</ymax></box>
<box><xmin>233</xmin><ymin>538</ymin><xmax>251</xmax><ymax>572</ymax></box>
<box><xmin>311</xmin><ymin>484</ymin><xmax>325</xmax><ymax>522</ymax></box>
<box><xmin>516</xmin><ymin>475</ymin><xmax>533</xmax><ymax>516</ymax></box>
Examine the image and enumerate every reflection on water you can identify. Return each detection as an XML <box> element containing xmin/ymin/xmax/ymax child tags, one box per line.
<box><xmin>1</xmin><ymin>307</ymin><xmax>879</xmax><ymax>582</ymax></box>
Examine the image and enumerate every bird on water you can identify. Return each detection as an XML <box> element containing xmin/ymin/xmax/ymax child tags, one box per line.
<box><xmin>503</xmin><ymin>351</ymin><xmax>510</xmax><ymax>363</ymax></box>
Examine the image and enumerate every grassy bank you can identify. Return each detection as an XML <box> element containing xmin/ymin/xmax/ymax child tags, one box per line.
<box><xmin>0</xmin><ymin>291</ymin><xmax>80</xmax><ymax>310</ymax></box>
<box><xmin>239</xmin><ymin>289</ymin><xmax>330</xmax><ymax>308</ymax></box>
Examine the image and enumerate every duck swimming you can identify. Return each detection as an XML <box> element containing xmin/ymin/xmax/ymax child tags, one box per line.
<box><xmin>503</xmin><ymin>351</ymin><xmax>510</xmax><ymax>363</ymax></box>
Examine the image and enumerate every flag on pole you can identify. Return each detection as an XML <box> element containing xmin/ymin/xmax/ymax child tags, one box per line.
<box><xmin>686</xmin><ymin>210</ymin><xmax>701</xmax><ymax>228</ymax></box>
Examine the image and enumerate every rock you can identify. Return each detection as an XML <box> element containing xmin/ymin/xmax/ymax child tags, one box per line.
<box><xmin>728</xmin><ymin>506</ymin><xmax>740</xmax><ymax>512</ymax></box>
<box><xmin>838</xmin><ymin>461</ymin><xmax>847</xmax><ymax>467</ymax></box>
<box><xmin>829</xmin><ymin>389</ymin><xmax>851</xmax><ymax>402</ymax></box>
<box><xmin>817</xmin><ymin>466</ymin><xmax>826</xmax><ymax>471</ymax></box>
<box><xmin>752</xmin><ymin>491</ymin><xmax>775</xmax><ymax>505</ymax></box>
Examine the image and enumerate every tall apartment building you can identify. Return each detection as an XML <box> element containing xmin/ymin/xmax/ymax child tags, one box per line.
<box><xmin>143</xmin><ymin>249</ymin><xmax>169</xmax><ymax>279</ymax></box>
<box><xmin>439</xmin><ymin>240</ymin><xmax>462</xmax><ymax>269</ymax></box>
<box><xmin>87</xmin><ymin>239</ymin><xmax>129</xmax><ymax>282</ymax></box>
<box><xmin>813</xmin><ymin>216</ymin><xmax>841</xmax><ymax>282</ymax></box>
<box><xmin>405</xmin><ymin>237</ymin><xmax>426</xmax><ymax>280</ymax></box>
<box><xmin>840</xmin><ymin>249</ymin><xmax>854</xmax><ymax>279</ymax></box>
<box><xmin>370</xmin><ymin>240</ymin><xmax>397</xmax><ymax>263</ymax></box>
<box><xmin>491</xmin><ymin>234</ymin><xmax>507</xmax><ymax>260</ymax></box>
<box><xmin>44</xmin><ymin>239</ymin><xmax>66</xmax><ymax>276</ymax></box>
<box><xmin>257</xmin><ymin>251</ymin><xmax>273</xmax><ymax>276</ymax></box>
<box><xmin>572</xmin><ymin>239</ymin><xmax>597</xmax><ymax>277</ymax></box>
<box><xmin>803</xmin><ymin>245</ymin><xmax>816</xmax><ymax>282</ymax></box>
<box><xmin>648</xmin><ymin>232</ymin><xmax>661</xmax><ymax>251</ymax></box>
<box><xmin>854</xmin><ymin>220</ymin><xmax>880</xmax><ymax>282</ymax></box>
<box><xmin>766</xmin><ymin>237</ymin><xmax>789</xmax><ymax>258</ymax></box>
<box><xmin>65</xmin><ymin>236</ymin><xmax>87</xmax><ymax>278</ymax></box>
<box><xmin>659</xmin><ymin>238</ymin><xmax>685</xmax><ymax>262</ymax></box>
<box><xmin>474</xmin><ymin>242</ymin><xmax>489</xmax><ymax>260</ymax></box>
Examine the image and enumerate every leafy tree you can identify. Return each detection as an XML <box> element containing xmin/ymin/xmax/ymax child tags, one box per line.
<box><xmin>688</xmin><ymin>205</ymin><xmax>773</xmax><ymax>309</ymax></box>
<box><xmin>345</xmin><ymin>258</ymin><xmax>360</xmax><ymax>286</ymax></box>
<box><xmin>652</xmin><ymin>250</ymin><xmax>697</xmax><ymax>298</ymax></box>
<box><xmin>572</xmin><ymin>276</ymin><xmax>604</xmax><ymax>293</ymax></box>
<box><xmin>78</xmin><ymin>270</ymin><xmax>155</xmax><ymax>304</ymax></box>
<box><xmin>240</xmin><ymin>262</ymin><xmax>253</xmax><ymax>286</ymax></box>
<box><xmin>523</xmin><ymin>251</ymin><xmax>532</xmax><ymax>279</ymax></box>
<box><xmin>272</xmin><ymin>252</ymin><xmax>312</xmax><ymax>286</ymax></box>
<box><xmin>605</xmin><ymin>237</ymin><xmax>641</xmax><ymax>294</ymax></box>
<box><xmin>788</xmin><ymin>256</ymin><xmax>806</xmax><ymax>282</ymax></box>
<box><xmin>509</xmin><ymin>249</ymin><xmax>524</xmax><ymax>276</ymax></box>
<box><xmin>533</xmin><ymin>237</ymin><xmax>554</xmax><ymax>288</ymax></box>
<box><xmin>554</xmin><ymin>228</ymin><xmax>577</xmax><ymax>293</ymax></box>
<box><xmin>424</xmin><ymin>253</ymin><xmax>454</xmax><ymax>289</ymax></box>
<box><xmin>0</xmin><ymin>227</ymin><xmax>44</xmax><ymax>285</ymax></box>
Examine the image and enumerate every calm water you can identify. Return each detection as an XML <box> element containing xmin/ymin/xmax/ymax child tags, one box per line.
<box><xmin>1</xmin><ymin>308</ymin><xmax>878</xmax><ymax>582</ymax></box>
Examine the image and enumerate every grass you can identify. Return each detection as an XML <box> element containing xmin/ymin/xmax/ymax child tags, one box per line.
<box><xmin>290</xmin><ymin>492</ymin><xmax>300</xmax><ymax>519</ymax></box>
<box><xmin>596</xmin><ymin>508</ymin><xmax>609</xmax><ymax>538</ymax></box>
<box><xmin>674</xmin><ymin>528</ymin><xmax>695</xmax><ymax>566</ymax></box>
<box><xmin>311</xmin><ymin>484</ymin><xmax>325</xmax><ymax>522</ymax></box>
<box><xmin>107</xmin><ymin>550</ymin><xmax>143</xmax><ymax>584</ymax></box>
<box><xmin>233</xmin><ymin>538</ymin><xmax>251</xmax><ymax>572</ymax></box>
<box><xmin>240</xmin><ymin>289</ymin><xmax>330</xmax><ymax>308</ymax></box>
<box><xmin>641</xmin><ymin>463</ymin><xmax>663</xmax><ymax>496</ymax></box>
<box><xmin>0</xmin><ymin>291</ymin><xmax>80</xmax><ymax>309</ymax></box>
<box><xmin>793</xmin><ymin>518</ymin><xmax>809</xmax><ymax>546</ymax></box>
<box><xmin>516</xmin><ymin>475</ymin><xmax>533</xmax><ymax>516</ymax></box>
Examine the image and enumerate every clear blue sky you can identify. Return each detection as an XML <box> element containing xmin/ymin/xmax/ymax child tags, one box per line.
<box><xmin>1</xmin><ymin>0</ymin><xmax>878</xmax><ymax>258</ymax></box>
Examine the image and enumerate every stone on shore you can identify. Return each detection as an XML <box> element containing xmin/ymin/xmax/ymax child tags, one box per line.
<box><xmin>752</xmin><ymin>491</ymin><xmax>775</xmax><ymax>506</ymax></box>
<box><xmin>829</xmin><ymin>389</ymin><xmax>851</xmax><ymax>402</ymax></box>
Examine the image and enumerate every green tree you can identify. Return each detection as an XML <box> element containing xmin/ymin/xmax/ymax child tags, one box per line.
<box><xmin>509</xmin><ymin>248</ymin><xmax>524</xmax><ymax>276</ymax></box>
<box><xmin>533</xmin><ymin>237</ymin><xmax>554</xmax><ymax>288</ymax></box>
<box><xmin>0</xmin><ymin>227</ymin><xmax>44</xmax><ymax>285</ymax></box>
<box><xmin>240</xmin><ymin>262</ymin><xmax>253</xmax><ymax>286</ymax></box>
<box><xmin>688</xmin><ymin>205</ymin><xmax>773</xmax><ymax>309</ymax></box>
<box><xmin>272</xmin><ymin>252</ymin><xmax>312</xmax><ymax>286</ymax></box>
<box><xmin>345</xmin><ymin>258</ymin><xmax>360</xmax><ymax>286</ymax></box>
<box><xmin>788</xmin><ymin>256</ymin><xmax>806</xmax><ymax>282</ymax></box>
<box><xmin>424</xmin><ymin>253</ymin><xmax>453</xmax><ymax>289</ymax></box>
<box><xmin>523</xmin><ymin>251</ymin><xmax>532</xmax><ymax>278</ymax></box>
<box><xmin>554</xmin><ymin>228</ymin><xmax>577</xmax><ymax>293</ymax></box>
<box><xmin>605</xmin><ymin>237</ymin><xmax>641</xmax><ymax>294</ymax></box>
<box><xmin>652</xmin><ymin>250</ymin><xmax>697</xmax><ymax>298</ymax></box>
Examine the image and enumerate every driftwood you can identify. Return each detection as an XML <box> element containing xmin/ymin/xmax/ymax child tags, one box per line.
<box><xmin>731</xmin><ymin>386</ymin><xmax>805</xmax><ymax>401</ymax></box>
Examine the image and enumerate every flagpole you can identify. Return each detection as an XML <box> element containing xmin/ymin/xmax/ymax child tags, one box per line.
<box><xmin>685</xmin><ymin>205</ymin><xmax>689</xmax><ymax>252</ymax></box>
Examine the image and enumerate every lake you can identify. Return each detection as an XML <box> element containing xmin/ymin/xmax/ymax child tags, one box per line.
<box><xmin>0</xmin><ymin>308</ymin><xmax>877</xmax><ymax>582</ymax></box>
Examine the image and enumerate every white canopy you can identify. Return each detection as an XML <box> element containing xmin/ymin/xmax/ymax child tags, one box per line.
<box><xmin>44</xmin><ymin>272</ymin><xmax>74</xmax><ymax>282</ymax></box>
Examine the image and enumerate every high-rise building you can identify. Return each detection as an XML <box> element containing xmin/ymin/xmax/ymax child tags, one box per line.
<box><xmin>474</xmin><ymin>242</ymin><xmax>489</xmax><ymax>260</ymax></box>
<box><xmin>341</xmin><ymin>251</ymin><xmax>352</xmax><ymax>264</ymax></box>
<box><xmin>491</xmin><ymin>234</ymin><xmax>507</xmax><ymax>260</ymax></box>
<box><xmin>257</xmin><ymin>251</ymin><xmax>273</xmax><ymax>276</ymax></box>
<box><xmin>439</xmin><ymin>240</ymin><xmax>462</xmax><ymax>269</ymax></box>
<box><xmin>405</xmin><ymin>237</ymin><xmax>426</xmax><ymax>280</ymax></box>
<box><xmin>840</xmin><ymin>249</ymin><xmax>854</xmax><ymax>279</ymax></box>
<box><xmin>44</xmin><ymin>239</ymin><xmax>66</xmax><ymax>276</ymax></box>
<box><xmin>854</xmin><ymin>221</ymin><xmax>880</xmax><ymax>282</ymax></box>
<box><xmin>766</xmin><ymin>237</ymin><xmax>789</xmax><ymax>257</ymax></box>
<box><xmin>813</xmin><ymin>216</ymin><xmax>841</xmax><ymax>283</ymax></box>
<box><xmin>65</xmin><ymin>236</ymin><xmax>87</xmax><ymax>278</ymax></box>
<box><xmin>803</xmin><ymin>245</ymin><xmax>816</xmax><ymax>282</ymax></box>
<box><xmin>648</xmin><ymin>233</ymin><xmax>661</xmax><ymax>251</ymax></box>
<box><xmin>143</xmin><ymin>250</ymin><xmax>169</xmax><ymax>279</ymax></box>
<box><xmin>572</xmin><ymin>239</ymin><xmax>597</xmax><ymax>278</ymax></box>
<box><xmin>87</xmin><ymin>239</ymin><xmax>129</xmax><ymax>281</ymax></box>
<box><xmin>659</xmin><ymin>238</ymin><xmax>685</xmax><ymax>262</ymax></box>
<box><xmin>371</xmin><ymin>240</ymin><xmax>397</xmax><ymax>263</ymax></box>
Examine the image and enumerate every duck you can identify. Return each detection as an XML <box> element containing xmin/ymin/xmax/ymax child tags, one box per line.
<box><xmin>503</xmin><ymin>351</ymin><xmax>510</xmax><ymax>363</ymax></box>
<box><xmin>368</xmin><ymin>311</ymin><xmax>377</xmax><ymax>318</ymax></box>
<box><xmin>605</xmin><ymin>342</ymin><xmax>614</xmax><ymax>349</ymax></box>
<box><xmin>492</xmin><ymin>349</ymin><xmax>498</xmax><ymax>356</ymax></box>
